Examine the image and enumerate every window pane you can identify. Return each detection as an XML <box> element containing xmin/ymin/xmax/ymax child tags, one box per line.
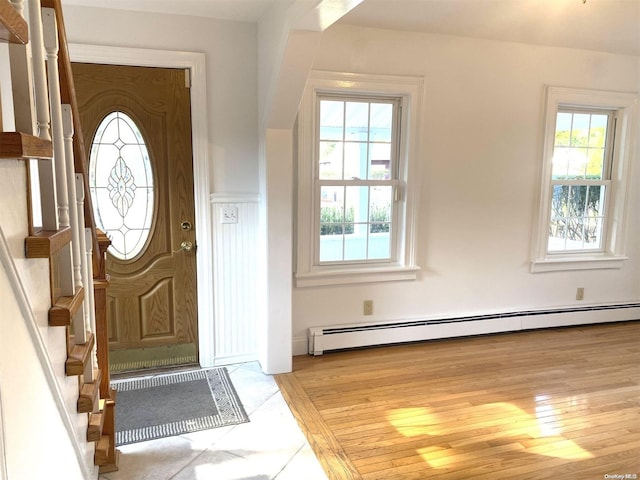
<box><xmin>370</xmin><ymin>103</ymin><xmax>393</xmax><ymax>142</ymax></box>
<box><xmin>344</xmin><ymin>142</ymin><xmax>368</xmax><ymax>179</ymax></box>
<box><xmin>344</xmin><ymin>186</ymin><xmax>369</xmax><ymax>261</ymax></box>
<box><xmin>319</xmin><ymin>141</ymin><xmax>343</xmax><ymax>179</ymax></box>
<box><xmin>370</xmin><ymin>186</ymin><xmax>392</xmax><ymax>226</ymax></box>
<box><xmin>368</xmin><ymin>231</ymin><xmax>390</xmax><ymax>259</ymax></box>
<box><xmin>319</xmin><ymin>233</ymin><xmax>344</xmax><ymax>262</ymax></box>
<box><xmin>570</xmin><ymin>114</ymin><xmax>590</xmax><ymax>146</ymax></box>
<box><xmin>344</xmin><ymin>231</ymin><xmax>366</xmax><ymax>261</ymax></box>
<box><xmin>320</xmin><ymin>186</ymin><xmax>345</xmax><ymax>226</ymax></box>
<box><xmin>569</xmin><ymin>185</ymin><xmax>588</xmax><ymax>217</ymax></box>
<box><xmin>346</xmin><ymin>186</ymin><xmax>369</xmax><ymax>223</ymax></box>
<box><xmin>319</xmin><ymin>100</ymin><xmax>344</xmax><ymax>141</ymax></box>
<box><xmin>555</xmin><ymin>112</ymin><xmax>572</xmax><ymax>146</ymax></box>
<box><xmin>553</xmin><ymin>111</ymin><xmax>609</xmax><ymax>180</ymax></box>
<box><xmin>345</xmin><ymin>102</ymin><xmax>369</xmax><ymax>141</ymax></box>
<box><xmin>369</xmin><ymin>186</ymin><xmax>392</xmax><ymax>260</ymax></box>
<box><xmin>548</xmin><ymin>184</ymin><xmax>605</xmax><ymax>252</ymax></box>
<box><xmin>369</xmin><ymin>143</ymin><xmax>391</xmax><ymax>180</ymax></box>
<box><xmin>548</xmin><ymin>218</ymin><xmax>567</xmax><ymax>252</ymax></box>
<box><xmin>316</xmin><ymin>95</ymin><xmax>398</xmax><ymax>264</ymax></box>
<box><xmin>586</xmin><ymin>148</ymin><xmax>605</xmax><ymax>179</ymax></box>
<box><xmin>589</xmin><ymin>115</ymin><xmax>608</xmax><ymax>147</ymax></box>
<box><xmin>89</xmin><ymin>111</ymin><xmax>154</xmax><ymax>261</ymax></box>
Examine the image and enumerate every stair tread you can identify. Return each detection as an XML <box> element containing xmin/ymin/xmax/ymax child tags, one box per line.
<box><xmin>87</xmin><ymin>411</ymin><xmax>105</xmax><ymax>442</ymax></box>
<box><xmin>49</xmin><ymin>288</ymin><xmax>84</xmax><ymax>327</ymax></box>
<box><xmin>66</xmin><ymin>333</ymin><xmax>94</xmax><ymax>376</ymax></box>
<box><xmin>0</xmin><ymin>132</ymin><xmax>52</xmax><ymax>159</ymax></box>
<box><xmin>94</xmin><ymin>435</ymin><xmax>111</xmax><ymax>466</ymax></box>
<box><xmin>0</xmin><ymin>0</ymin><xmax>28</xmax><ymax>44</ymax></box>
<box><xmin>25</xmin><ymin>227</ymin><xmax>72</xmax><ymax>258</ymax></box>
<box><xmin>78</xmin><ymin>369</ymin><xmax>101</xmax><ymax>413</ymax></box>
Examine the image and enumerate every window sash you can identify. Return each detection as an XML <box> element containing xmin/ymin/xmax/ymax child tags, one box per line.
<box><xmin>546</xmin><ymin>108</ymin><xmax>616</xmax><ymax>254</ymax></box>
<box><xmin>547</xmin><ymin>179</ymin><xmax>610</xmax><ymax>254</ymax></box>
<box><xmin>314</xmin><ymin>95</ymin><xmax>401</xmax><ymax>265</ymax></box>
<box><xmin>530</xmin><ymin>86</ymin><xmax>637</xmax><ymax>273</ymax></box>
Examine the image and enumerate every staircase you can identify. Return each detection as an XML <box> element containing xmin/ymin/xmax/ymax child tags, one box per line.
<box><xmin>0</xmin><ymin>0</ymin><xmax>118</xmax><ymax>475</ymax></box>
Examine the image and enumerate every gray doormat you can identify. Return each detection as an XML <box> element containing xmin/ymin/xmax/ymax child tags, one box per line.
<box><xmin>113</xmin><ymin>367</ymin><xmax>249</xmax><ymax>445</ymax></box>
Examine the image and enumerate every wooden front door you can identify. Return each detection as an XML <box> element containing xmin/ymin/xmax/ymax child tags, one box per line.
<box><xmin>72</xmin><ymin>63</ymin><xmax>198</xmax><ymax>371</ymax></box>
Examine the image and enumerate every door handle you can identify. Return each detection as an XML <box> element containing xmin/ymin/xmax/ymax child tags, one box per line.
<box><xmin>180</xmin><ymin>241</ymin><xmax>194</xmax><ymax>252</ymax></box>
<box><xmin>173</xmin><ymin>241</ymin><xmax>195</xmax><ymax>253</ymax></box>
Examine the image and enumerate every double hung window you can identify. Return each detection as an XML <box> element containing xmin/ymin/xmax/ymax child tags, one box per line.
<box><xmin>296</xmin><ymin>72</ymin><xmax>423</xmax><ymax>286</ymax></box>
<box><xmin>317</xmin><ymin>96</ymin><xmax>399</xmax><ymax>263</ymax></box>
<box><xmin>548</xmin><ymin>108</ymin><xmax>614</xmax><ymax>253</ymax></box>
<box><xmin>531</xmin><ymin>86</ymin><xmax>637</xmax><ymax>272</ymax></box>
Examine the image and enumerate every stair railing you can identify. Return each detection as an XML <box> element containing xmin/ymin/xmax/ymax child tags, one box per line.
<box><xmin>39</xmin><ymin>0</ymin><xmax>117</xmax><ymax>469</ymax></box>
<box><xmin>5</xmin><ymin>0</ymin><xmax>117</xmax><ymax>471</ymax></box>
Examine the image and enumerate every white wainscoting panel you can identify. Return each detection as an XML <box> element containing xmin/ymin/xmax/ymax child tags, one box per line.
<box><xmin>211</xmin><ymin>194</ymin><xmax>260</xmax><ymax>364</ymax></box>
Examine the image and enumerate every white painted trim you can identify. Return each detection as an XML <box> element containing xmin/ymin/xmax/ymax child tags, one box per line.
<box><xmin>295</xmin><ymin>71</ymin><xmax>423</xmax><ymax>286</ymax></box>
<box><xmin>531</xmin><ymin>86</ymin><xmax>638</xmax><ymax>273</ymax></box>
<box><xmin>308</xmin><ymin>304</ymin><xmax>640</xmax><ymax>355</ymax></box>
<box><xmin>210</xmin><ymin>193</ymin><xmax>260</xmax><ymax>204</ymax></box>
<box><xmin>211</xmin><ymin>353</ymin><xmax>259</xmax><ymax>366</ymax></box>
<box><xmin>68</xmin><ymin>44</ymin><xmax>215</xmax><ymax>367</ymax></box>
<box><xmin>292</xmin><ymin>336</ymin><xmax>308</xmax><ymax>357</ymax></box>
<box><xmin>0</xmin><ymin>226</ymin><xmax>93</xmax><ymax>479</ymax></box>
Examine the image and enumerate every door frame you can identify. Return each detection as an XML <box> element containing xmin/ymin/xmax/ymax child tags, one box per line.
<box><xmin>69</xmin><ymin>44</ymin><xmax>215</xmax><ymax>367</ymax></box>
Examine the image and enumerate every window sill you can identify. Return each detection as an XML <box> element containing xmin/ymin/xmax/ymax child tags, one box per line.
<box><xmin>295</xmin><ymin>265</ymin><xmax>420</xmax><ymax>287</ymax></box>
<box><xmin>530</xmin><ymin>254</ymin><xmax>628</xmax><ymax>273</ymax></box>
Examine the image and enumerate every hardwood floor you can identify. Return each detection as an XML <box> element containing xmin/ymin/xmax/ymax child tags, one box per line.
<box><xmin>276</xmin><ymin>321</ymin><xmax>640</xmax><ymax>480</ymax></box>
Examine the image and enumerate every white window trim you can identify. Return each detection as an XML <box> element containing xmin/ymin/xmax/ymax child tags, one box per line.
<box><xmin>296</xmin><ymin>71</ymin><xmax>423</xmax><ymax>287</ymax></box>
<box><xmin>531</xmin><ymin>86</ymin><xmax>638</xmax><ymax>273</ymax></box>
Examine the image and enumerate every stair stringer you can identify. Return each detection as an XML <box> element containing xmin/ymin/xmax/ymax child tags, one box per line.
<box><xmin>0</xmin><ymin>224</ymin><xmax>97</xmax><ymax>479</ymax></box>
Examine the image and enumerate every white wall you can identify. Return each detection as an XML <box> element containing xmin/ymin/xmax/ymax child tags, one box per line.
<box><xmin>61</xmin><ymin>5</ymin><xmax>260</xmax><ymax>195</ymax></box>
<box><xmin>292</xmin><ymin>25</ymin><xmax>640</xmax><ymax>351</ymax></box>
<box><xmin>0</xmin><ymin>257</ymin><xmax>88</xmax><ymax>480</ymax></box>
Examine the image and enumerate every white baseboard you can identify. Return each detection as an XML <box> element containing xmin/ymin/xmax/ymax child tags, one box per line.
<box><xmin>306</xmin><ymin>303</ymin><xmax>640</xmax><ymax>356</ymax></box>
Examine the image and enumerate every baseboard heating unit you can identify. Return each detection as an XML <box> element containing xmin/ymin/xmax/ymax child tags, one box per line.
<box><xmin>308</xmin><ymin>303</ymin><xmax>640</xmax><ymax>355</ymax></box>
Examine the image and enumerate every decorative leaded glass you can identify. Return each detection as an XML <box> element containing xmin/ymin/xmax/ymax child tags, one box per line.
<box><xmin>89</xmin><ymin>111</ymin><xmax>154</xmax><ymax>260</ymax></box>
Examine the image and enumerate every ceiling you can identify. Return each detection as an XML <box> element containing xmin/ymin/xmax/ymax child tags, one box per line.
<box><xmin>61</xmin><ymin>0</ymin><xmax>640</xmax><ymax>56</ymax></box>
<box><xmin>61</xmin><ymin>0</ymin><xmax>279</xmax><ymax>22</ymax></box>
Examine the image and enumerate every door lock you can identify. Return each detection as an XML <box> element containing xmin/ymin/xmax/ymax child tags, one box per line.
<box><xmin>181</xmin><ymin>221</ymin><xmax>193</xmax><ymax>231</ymax></box>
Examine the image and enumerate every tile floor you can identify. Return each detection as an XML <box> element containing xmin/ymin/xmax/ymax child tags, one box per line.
<box><xmin>99</xmin><ymin>362</ymin><xmax>328</xmax><ymax>480</ymax></box>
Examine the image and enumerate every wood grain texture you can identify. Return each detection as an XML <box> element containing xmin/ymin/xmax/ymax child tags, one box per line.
<box><xmin>49</xmin><ymin>287</ymin><xmax>84</xmax><ymax>326</ymax></box>
<box><xmin>0</xmin><ymin>0</ymin><xmax>27</xmax><ymax>44</ymax></box>
<box><xmin>277</xmin><ymin>322</ymin><xmax>640</xmax><ymax>479</ymax></box>
<box><xmin>24</xmin><ymin>227</ymin><xmax>71</xmax><ymax>258</ymax></box>
<box><xmin>66</xmin><ymin>332</ymin><xmax>95</xmax><ymax>376</ymax></box>
<box><xmin>72</xmin><ymin>63</ymin><xmax>197</xmax><ymax>358</ymax></box>
<box><xmin>0</xmin><ymin>132</ymin><xmax>52</xmax><ymax>159</ymax></box>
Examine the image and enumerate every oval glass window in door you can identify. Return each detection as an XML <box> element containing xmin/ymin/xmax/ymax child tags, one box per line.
<box><xmin>89</xmin><ymin>111</ymin><xmax>154</xmax><ymax>260</ymax></box>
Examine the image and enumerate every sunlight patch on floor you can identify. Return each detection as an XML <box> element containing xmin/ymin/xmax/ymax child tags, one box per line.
<box><xmin>387</xmin><ymin>401</ymin><xmax>593</xmax><ymax>469</ymax></box>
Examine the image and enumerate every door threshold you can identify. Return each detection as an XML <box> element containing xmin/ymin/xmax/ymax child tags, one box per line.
<box><xmin>110</xmin><ymin>362</ymin><xmax>201</xmax><ymax>380</ymax></box>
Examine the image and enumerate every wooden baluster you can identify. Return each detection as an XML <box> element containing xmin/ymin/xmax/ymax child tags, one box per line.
<box><xmin>26</xmin><ymin>0</ymin><xmax>50</xmax><ymax>140</ymax></box>
<box><xmin>62</xmin><ymin>106</ymin><xmax>82</xmax><ymax>288</ymax></box>
<box><xmin>84</xmin><ymin>226</ymin><xmax>98</xmax><ymax>375</ymax></box>
<box><xmin>29</xmin><ymin>0</ymin><xmax>58</xmax><ymax>230</ymax></box>
<box><xmin>9</xmin><ymin>0</ymin><xmax>36</xmax><ymax>133</ymax></box>
<box><xmin>62</xmin><ymin>104</ymin><xmax>88</xmax><ymax>345</ymax></box>
<box><xmin>14</xmin><ymin>0</ymin><xmax>58</xmax><ymax>231</ymax></box>
<box><xmin>41</xmin><ymin>7</ymin><xmax>69</xmax><ymax>228</ymax></box>
<box><xmin>77</xmin><ymin>173</ymin><xmax>98</xmax><ymax>378</ymax></box>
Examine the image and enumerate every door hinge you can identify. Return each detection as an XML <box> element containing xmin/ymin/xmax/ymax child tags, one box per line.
<box><xmin>184</xmin><ymin>68</ymin><xmax>191</xmax><ymax>88</ymax></box>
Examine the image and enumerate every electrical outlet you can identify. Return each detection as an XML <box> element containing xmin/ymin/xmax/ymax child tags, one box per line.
<box><xmin>220</xmin><ymin>205</ymin><xmax>238</xmax><ymax>224</ymax></box>
<box><xmin>576</xmin><ymin>287</ymin><xmax>584</xmax><ymax>301</ymax></box>
<box><xmin>363</xmin><ymin>300</ymin><xmax>373</xmax><ymax>316</ymax></box>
